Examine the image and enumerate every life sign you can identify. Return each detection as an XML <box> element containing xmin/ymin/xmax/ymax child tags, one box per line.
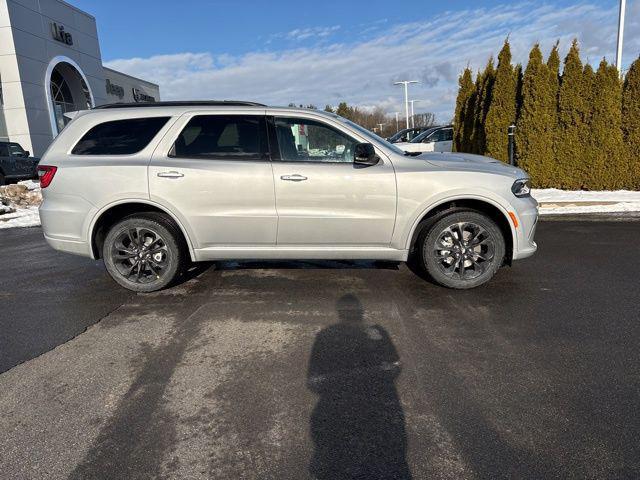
<box><xmin>51</xmin><ymin>23</ymin><xmax>73</xmax><ymax>46</ymax></box>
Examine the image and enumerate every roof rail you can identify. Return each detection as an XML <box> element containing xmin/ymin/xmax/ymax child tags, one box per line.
<box><xmin>93</xmin><ymin>100</ymin><xmax>267</xmax><ymax>109</ymax></box>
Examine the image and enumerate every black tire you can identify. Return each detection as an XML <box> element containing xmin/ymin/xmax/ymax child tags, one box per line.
<box><xmin>0</xmin><ymin>172</ymin><xmax>6</xmax><ymax>186</ymax></box>
<box><xmin>416</xmin><ymin>210</ymin><xmax>505</xmax><ymax>289</ymax></box>
<box><xmin>103</xmin><ymin>213</ymin><xmax>187</xmax><ymax>292</ymax></box>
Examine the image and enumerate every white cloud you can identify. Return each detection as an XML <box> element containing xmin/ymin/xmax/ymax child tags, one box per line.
<box><xmin>104</xmin><ymin>2</ymin><xmax>639</xmax><ymax>123</ymax></box>
<box><xmin>285</xmin><ymin>25</ymin><xmax>341</xmax><ymax>41</ymax></box>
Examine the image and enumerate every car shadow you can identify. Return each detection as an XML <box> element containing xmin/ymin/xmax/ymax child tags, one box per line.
<box><xmin>306</xmin><ymin>294</ymin><xmax>412</xmax><ymax>480</ymax></box>
<box><xmin>215</xmin><ymin>259</ymin><xmax>401</xmax><ymax>271</ymax></box>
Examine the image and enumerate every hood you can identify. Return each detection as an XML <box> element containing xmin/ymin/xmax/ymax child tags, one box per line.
<box><xmin>418</xmin><ymin>152</ymin><xmax>527</xmax><ymax>178</ymax></box>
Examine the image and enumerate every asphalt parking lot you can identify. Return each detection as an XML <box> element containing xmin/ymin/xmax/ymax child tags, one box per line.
<box><xmin>1</xmin><ymin>219</ymin><xmax>639</xmax><ymax>479</ymax></box>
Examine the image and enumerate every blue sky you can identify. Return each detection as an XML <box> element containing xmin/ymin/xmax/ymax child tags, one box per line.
<box><xmin>74</xmin><ymin>0</ymin><xmax>639</xmax><ymax>122</ymax></box>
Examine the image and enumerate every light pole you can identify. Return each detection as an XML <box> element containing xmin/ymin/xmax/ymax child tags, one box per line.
<box><xmin>394</xmin><ymin>112</ymin><xmax>399</xmax><ymax>132</ymax></box>
<box><xmin>377</xmin><ymin>123</ymin><xmax>385</xmax><ymax>135</ymax></box>
<box><xmin>616</xmin><ymin>0</ymin><xmax>626</xmax><ymax>74</ymax></box>
<box><xmin>409</xmin><ymin>100</ymin><xmax>422</xmax><ymax>128</ymax></box>
<box><xmin>394</xmin><ymin>80</ymin><xmax>419</xmax><ymax>129</ymax></box>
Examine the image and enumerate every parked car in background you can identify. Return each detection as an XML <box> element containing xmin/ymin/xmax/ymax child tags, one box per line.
<box><xmin>0</xmin><ymin>141</ymin><xmax>39</xmax><ymax>185</ymax></box>
<box><xmin>396</xmin><ymin>125</ymin><xmax>453</xmax><ymax>153</ymax></box>
<box><xmin>387</xmin><ymin>127</ymin><xmax>430</xmax><ymax>143</ymax></box>
<box><xmin>38</xmin><ymin>101</ymin><xmax>537</xmax><ymax>292</ymax></box>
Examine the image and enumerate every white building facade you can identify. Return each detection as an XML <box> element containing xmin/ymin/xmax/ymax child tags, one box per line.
<box><xmin>0</xmin><ymin>0</ymin><xmax>159</xmax><ymax>156</ymax></box>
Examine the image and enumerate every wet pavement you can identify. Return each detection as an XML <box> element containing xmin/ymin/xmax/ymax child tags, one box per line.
<box><xmin>0</xmin><ymin>220</ymin><xmax>639</xmax><ymax>479</ymax></box>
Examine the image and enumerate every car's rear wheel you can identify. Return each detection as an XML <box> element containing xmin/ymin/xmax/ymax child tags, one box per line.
<box><xmin>417</xmin><ymin>210</ymin><xmax>505</xmax><ymax>289</ymax></box>
<box><xmin>103</xmin><ymin>213</ymin><xmax>186</xmax><ymax>292</ymax></box>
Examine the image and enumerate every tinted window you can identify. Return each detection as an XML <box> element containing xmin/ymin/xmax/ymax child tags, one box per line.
<box><xmin>0</xmin><ymin>144</ymin><xmax>8</xmax><ymax>157</ymax></box>
<box><xmin>172</xmin><ymin>115</ymin><xmax>266</xmax><ymax>159</ymax></box>
<box><xmin>274</xmin><ymin>117</ymin><xmax>358</xmax><ymax>163</ymax></box>
<box><xmin>444</xmin><ymin>129</ymin><xmax>454</xmax><ymax>141</ymax></box>
<box><xmin>8</xmin><ymin>143</ymin><xmax>25</xmax><ymax>156</ymax></box>
<box><xmin>433</xmin><ymin>128</ymin><xmax>453</xmax><ymax>142</ymax></box>
<box><xmin>72</xmin><ymin>117</ymin><xmax>170</xmax><ymax>155</ymax></box>
<box><xmin>411</xmin><ymin>127</ymin><xmax>439</xmax><ymax>143</ymax></box>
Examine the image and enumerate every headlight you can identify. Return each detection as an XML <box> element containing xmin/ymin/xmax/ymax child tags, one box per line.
<box><xmin>511</xmin><ymin>178</ymin><xmax>531</xmax><ymax>198</ymax></box>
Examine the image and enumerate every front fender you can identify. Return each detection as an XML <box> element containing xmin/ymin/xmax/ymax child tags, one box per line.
<box><xmin>394</xmin><ymin>189</ymin><xmax>520</xmax><ymax>252</ymax></box>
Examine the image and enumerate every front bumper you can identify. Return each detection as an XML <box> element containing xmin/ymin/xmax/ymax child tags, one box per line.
<box><xmin>512</xmin><ymin>196</ymin><xmax>538</xmax><ymax>260</ymax></box>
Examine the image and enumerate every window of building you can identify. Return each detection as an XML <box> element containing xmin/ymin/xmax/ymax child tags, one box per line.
<box><xmin>274</xmin><ymin>118</ymin><xmax>358</xmax><ymax>163</ymax></box>
<box><xmin>72</xmin><ymin>117</ymin><xmax>170</xmax><ymax>155</ymax></box>
<box><xmin>50</xmin><ymin>66</ymin><xmax>93</xmax><ymax>134</ymax></box>
<box><xmin>172</xmin><ymin>115</ymin><xmax>267</xmax><ymax>160</ymax></box>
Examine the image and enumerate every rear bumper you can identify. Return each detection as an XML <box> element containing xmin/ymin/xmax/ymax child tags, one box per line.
<box><xmin>43</xmin><ymin>234</ymin><xmax>93</xmax><ymax>257</ymax></box>
<box><xmin>39</xmin><ymin>193</ymin><xmax>97</xmax><ymax>258</ymax></box>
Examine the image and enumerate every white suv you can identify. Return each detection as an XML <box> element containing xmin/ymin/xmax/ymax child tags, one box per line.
<box><xmin>38</xmin><ymin>101</ymin><xmax>537</xmax><ymax>292</ymax></box>
<box><xmin>395</xmin><ymin>125</ymin><xmax>454</xmax><ymax>153</ymax></box>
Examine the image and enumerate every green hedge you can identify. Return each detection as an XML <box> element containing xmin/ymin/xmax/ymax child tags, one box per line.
<box><xmin>454</xmin><ymin>39</ymin><xmax>640</xmax><ymax>190</ymax></box>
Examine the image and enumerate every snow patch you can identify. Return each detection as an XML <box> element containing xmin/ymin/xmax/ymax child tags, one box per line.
<box><xmin>0</xmin><ymin>206</ymin><xmax>41</xmax><ymax>229</ymax></box>
<box><xmin>533</xmin><ymin>189</ymin><xmax>640</xmax><ymax>215</ymax></box>
<box><xmin>0</xmin><ymin>180</ymin><xmax>42</xmax><ymax>229</ymax></box>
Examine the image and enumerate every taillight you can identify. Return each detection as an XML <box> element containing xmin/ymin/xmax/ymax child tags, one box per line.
<box><xmin>37</xmin><ymin>165</ymin><xmax>57</xmax><ymax>188</ymax></box>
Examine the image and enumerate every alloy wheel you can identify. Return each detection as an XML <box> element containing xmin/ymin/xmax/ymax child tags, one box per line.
<box><xmin>431</xmin><ymin>221</ymin><xmax>495</xmax><ymax>280</ymax></box>
<box><xmin>110</xmin><ymin>227</ymin><xmax>170</xmax><ymax>284</ymax></box>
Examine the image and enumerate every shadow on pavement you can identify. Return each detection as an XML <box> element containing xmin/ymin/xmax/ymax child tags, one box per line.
<box><xmin>307</xmin><ymin>294</ymin><xmax>411</xmax><ymax>480</ymax></box>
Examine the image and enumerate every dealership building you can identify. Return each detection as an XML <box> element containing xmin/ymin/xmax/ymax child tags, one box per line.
<box><xmin>0</xmin><ymin>0</ymin><xmax>160</xmax><ymax>156</ymax></box>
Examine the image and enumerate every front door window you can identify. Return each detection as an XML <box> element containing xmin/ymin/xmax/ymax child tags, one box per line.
<box><xmin>274</xmin><ymin>118</ymin><xmax>358</xmax><ymax>163</ymax></box>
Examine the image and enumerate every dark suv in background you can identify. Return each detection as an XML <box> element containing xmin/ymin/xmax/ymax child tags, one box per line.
<box><xmin>0</xmin><ymin>141</ymin><xmax>39</xmax><ymax>185</ymax></box>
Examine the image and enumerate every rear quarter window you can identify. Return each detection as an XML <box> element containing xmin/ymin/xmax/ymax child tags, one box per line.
<box><xmin>71</xmin><ymin>117</ymin><xmax>170</xmax><ymax>155</ymax></box>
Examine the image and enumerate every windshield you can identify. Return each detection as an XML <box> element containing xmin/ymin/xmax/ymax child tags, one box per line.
<box><xmin>341</xmin><ymin>119</ymin><xmax>406</xmax><ymax>156</ymax></box>
<box><xmin>410</xmin><ymin>127</ymin><xmax>440</xmax><ymax>143</ymax></box>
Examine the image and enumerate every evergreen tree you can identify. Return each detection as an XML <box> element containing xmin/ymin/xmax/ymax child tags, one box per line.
<box><xmin>623</xmin><ymin>57</ymin><xmax>640</xmax><ymax>189</ymax></box>
<box><xmin>462</xmin><ymin>75</ymin><xmax>479</xmax><ymax>152</ymax></box>
<box><xmin>547</xmin><ymin>41</ymin><xmax>561</xmax><ymax>77</ymax></box>
<box><xmin>580</xmin><ymin>63</ymin><xmax>596</xmax><ymax>187</ymax></box>
<box><xmin>335</xmin><ymin>102</ymin><xmax>352</xmax><ymax>120</ymax></box>
<box><xmin>453</xmin><ymin>67</ymin><xmax>474</xmax><ymax>152</ymax></box>
<box><xmin>471</xmin><ymin>58</ymin><xmax>495</xmax><ymax>154</ymax></box>
<box><xmin>514</xmin><ymin>63</ymin><xmax>524</xmax><ymax>122</ymax></box>
<box><xmin>515</xmin><ymin>44</ymin><xmax>556</xmax><ymax>186</ymax></box>
<box><xmin>485</xmin><ymin>41</ymin><xmax>516</xmax><ymax>162</ymax></box>
<box><xmin>585</xmin><ymin>59</ymin><xmax>625</xmax><ymax>189</ymax></box>
<box><xmin>557</xmin><ymin>40</ymin><xmax>590</xmax><ymax>189</ymax></box>
<box><xmin>546</xmin><ymin>42</ymin><xmax>561</xmax><ymax>179</ymax></box>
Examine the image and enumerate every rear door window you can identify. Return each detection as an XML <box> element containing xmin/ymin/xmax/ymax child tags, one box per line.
<box><xmin>171</xmin><ymin>115</ymin><xmax>267</xmax><ymax>160</ymax></box>
<box><xmin>0</xmin><ymin>144</ymin><xmax>8</xmax><ymax>157</ymax></box>
<box><xmin>72</xmin><ymin>117</ymin><xmax>170</xmax><ymax>155</ymax></box>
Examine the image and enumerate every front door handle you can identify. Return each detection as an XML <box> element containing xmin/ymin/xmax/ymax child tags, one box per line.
<box><xmin>280</xmin><ymin>174</ymin><xmax>307</xmax><ymax>182</ymax></box>
<box><xmin>157</xmin><ymin>171</ymin><xmax>184</xmax><ymax>178</ymax></box>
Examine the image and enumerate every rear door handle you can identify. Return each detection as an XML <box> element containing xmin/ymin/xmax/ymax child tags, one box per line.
<box><xmin>157</xmin><ymin>171</ymin><xmax>184</xmax><ymax>178</ymax></box>
<box><xmin>280</xmin><ymin>174</ymin><xmax>307</xmax><ymax>182</ymax></box>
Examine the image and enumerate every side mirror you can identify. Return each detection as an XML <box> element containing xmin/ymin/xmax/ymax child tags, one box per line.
<box><xmin>354</xmin><ymin>143</ymin><xmax>379</xmax><ymax>167</ymax></box>
<box><xmin>24</xmin><ymin>151</ymin><xmax>30</xmax><ymax>158</ymax></box>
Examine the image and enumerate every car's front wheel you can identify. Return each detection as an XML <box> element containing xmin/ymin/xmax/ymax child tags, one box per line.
<box><xmin>417</xmin><ymin>210</ymin><xmax>506</xmax><ymax>289</ymax></box>
<box><xmin>103</xmin><ymin>213</ymin><xmax>186</xmax><ymax>292</ymax></box>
